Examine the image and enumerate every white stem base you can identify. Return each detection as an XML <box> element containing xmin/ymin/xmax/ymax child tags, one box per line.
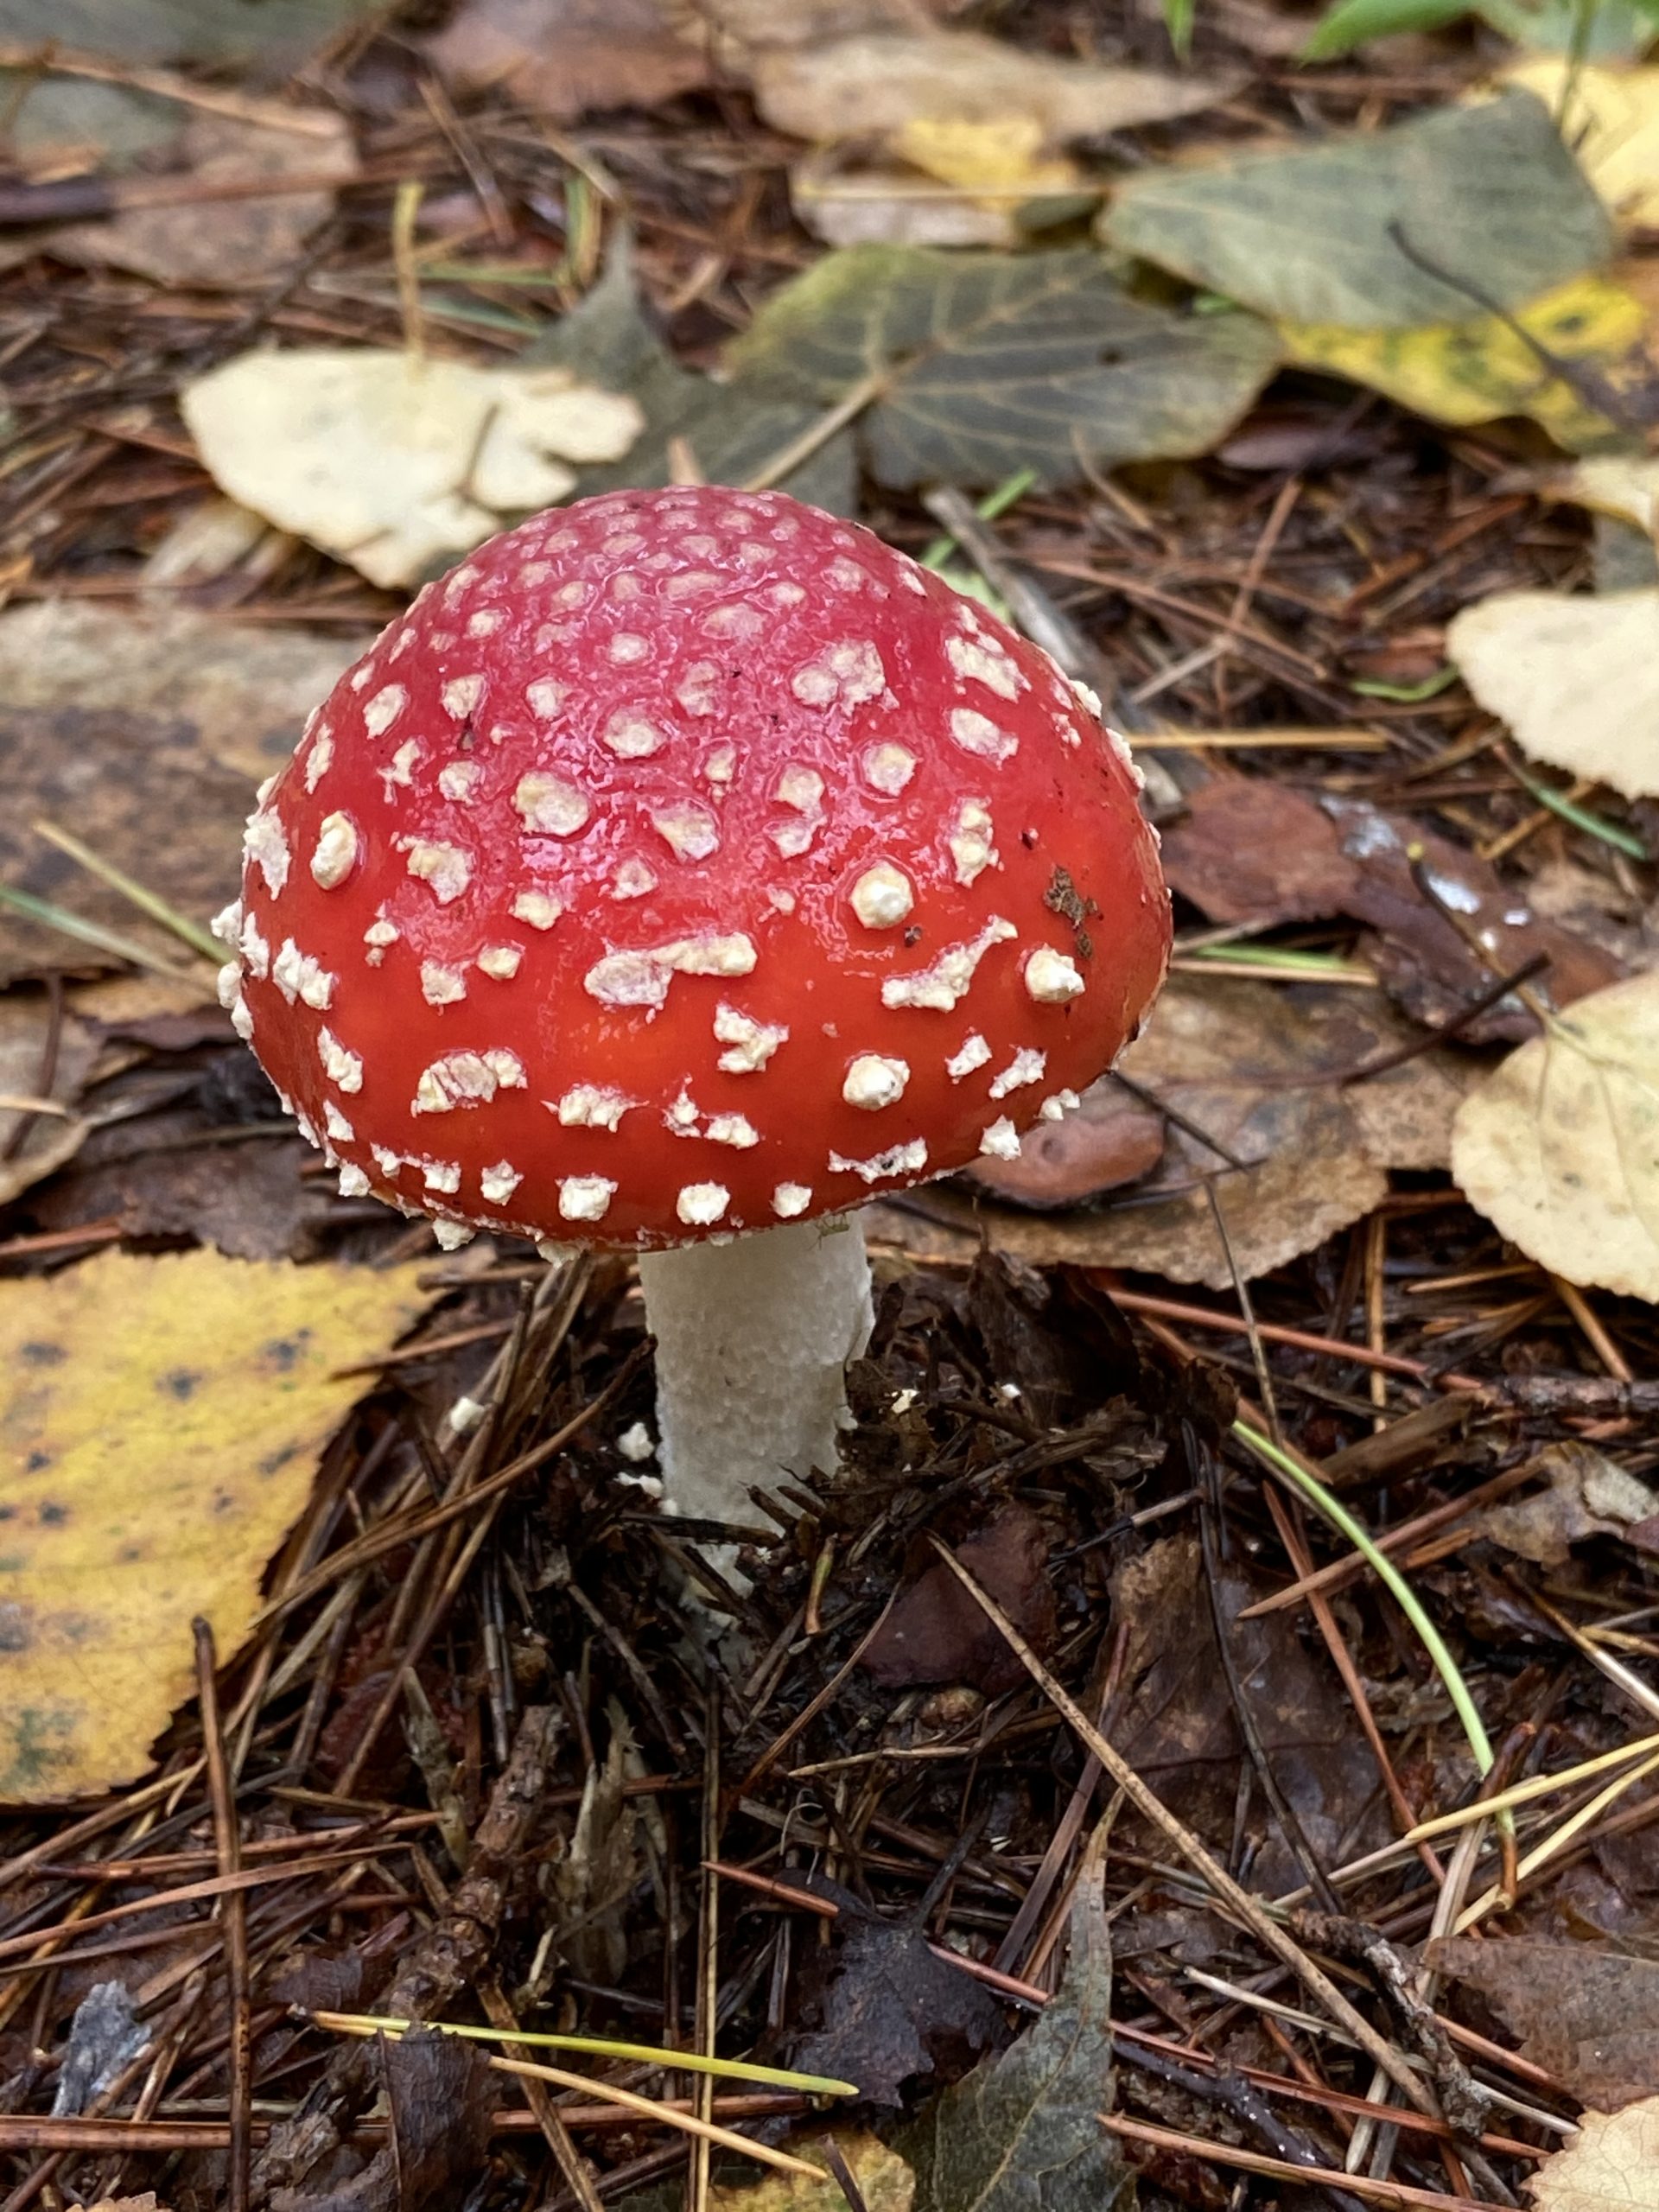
<box><xmin>637</xmin><ymin>1216</ymin><xmax>874</xmax><ymax>1526</ymax></box>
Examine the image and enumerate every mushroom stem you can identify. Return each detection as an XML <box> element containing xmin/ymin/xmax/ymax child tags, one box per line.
<box><xmin>637</xmin><ymin>1216</ymin><xmax>874</xmax><ymax>1526</ymax></box>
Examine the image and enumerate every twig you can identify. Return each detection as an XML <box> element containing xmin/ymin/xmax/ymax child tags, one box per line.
<box><xmin>923</xmin><ymin>1539</ymin><xmax>1440</xmax><ymax>2115</ymax></box>
<box><xmin>1098</xmin><ymin>2114</ymin><xmax>1502</xmax><ymax>2212</ymax></box>
<box><xmin>194</xmin><ymin>1622</ymin><xmax>251</xmax><ymax>2212</ymax></box>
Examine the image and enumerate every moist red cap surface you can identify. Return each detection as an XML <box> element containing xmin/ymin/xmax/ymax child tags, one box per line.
<box><xmin>223</xmin><ymin>486</ymin><xmax>1170</xmax><ymax>1249</ymax></box>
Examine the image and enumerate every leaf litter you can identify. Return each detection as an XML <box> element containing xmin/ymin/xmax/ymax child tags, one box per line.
<box><xmin>4</xmin><ymin>4</ymin><xmax>1659</xmax><ymax>2209</ymax></box>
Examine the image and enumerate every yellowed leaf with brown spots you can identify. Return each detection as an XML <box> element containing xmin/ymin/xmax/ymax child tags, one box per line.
<box><xmin>0</xmin><ymin>1250</ymin><xmax>428</xmax><ymax>1802</ymax></box>
<box><xmin>709</xmin><ymin>2133</ymin><xmax>913</xmax><ymax>2212</ymax></box>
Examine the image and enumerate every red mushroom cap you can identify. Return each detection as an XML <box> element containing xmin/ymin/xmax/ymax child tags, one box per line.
<box><xmin>223</xmin><ymin>487</ymin><xmax>1169</xmax><ymax>1250</ymax></box>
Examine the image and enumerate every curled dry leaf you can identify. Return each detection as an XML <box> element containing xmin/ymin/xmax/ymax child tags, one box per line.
<box><xmin>1478</xmin><ymin>1441</ymin><xmax>1659</xmax><ymax>1567</ymax></box>
<box><xmin>181</xmin><ymin>350</ymin><xmax>644</xmax><ymax>588</ymax></box>
<box><xmin>1451</xmin><ymin>970</ymin><xmax>1659</xmax><ymax>1302</ymax></box>
<box><xmin>0</xmin><ymin>1249</ymin><xmax>428</xmax><ymax>1800</ymax></box>
<box><xmin>1523</xmin><ymin>2095</ymin><xmax>1659</xmax><ymax>2211</ymax></box>
<box><xmin>750</xmin><ymin>27</ymin><xmax>1233</xmax><ymax>145</ymax></box>
<box><xmin>1448</xmin><ymin>587</ymin><xmax>1659</xmax><ymax>801</ymax></box>
<box><xmin>425</xmin><ymin>0</ymin><xmax>713</xmax><ymax>122</ymax></box>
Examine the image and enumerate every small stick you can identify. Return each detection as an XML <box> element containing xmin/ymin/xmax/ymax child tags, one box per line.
<box><xmin>925</xmin><ymin>1539</ymin><xmax>1439</xmax><ymax>2113</ymax></box>
<box><xmin>194</xmin><ymin>1622</ymin><xmax>251</xmax><ymax>2212</ymax></box>
<box><xmin>1097</xmin><ymin>2114</ymin><xmax>1500</xmax><ymax>2212</ymax></box>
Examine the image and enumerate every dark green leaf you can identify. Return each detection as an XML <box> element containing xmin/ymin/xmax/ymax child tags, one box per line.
<box><xmin>899</xmin><ymin>1866</ymin><xmax>1133</xmax><ymax>2212</ymax></box>
<box><xmin>530</xmin><ymin>239</ymin><xmax>856</xmax><ymax>511</ymax></box>
<box><xmin>724</xmin><ymin>245</ymin><xmax>1279</xmax><ymax>490</ymax></box>
<box><xmin>1106</xmin><ymin>91</ymin><xmax>1612</xmax><ymax>327</ymax></box>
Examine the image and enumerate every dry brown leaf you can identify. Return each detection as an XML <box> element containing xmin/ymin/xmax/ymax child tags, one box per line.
<box><xmin>751</xmin><ymin>29</ymin><xmax>1232</xmax><ymax>145</ymax></box>
<box><xmin>1448</xmin><ymin>587</ymin><xmax>1659</xmax><ymax>802</ymax></box>
<box><xmin>0</xmin><ymin>994</ymin><xmax>99</xmax><ymax>1206</ymax></box>
<box><xmin>1431</xmin><ymin>1939</ymin><xmax>1659</xmax><ymax>2113</ymax></box>
<box><xmin>426</xmin><ymin>0</ymin><xmax>713</xmax><ymax>121</ymax></box>
<box><xmin>48</xmin><ymin>108</ymin><xmax>356</xmax><ymax>287</ymax></box>
<box><xmin>1451</xmin><ymin>970</ymin><xmax>1659</xmax><ymax>1302</ymax></box>
<box><xmin>872</xmin><ymin>974</ymin><xmax>1474</xmax><ymax>1287</ymax></box>
<box><xmin>1479</xmin><ymin>1442</ymin><xmax>1659</xmax><ymax>1567</ymax></box>
<box><xmin>182</xmin><ymin>348</ymin><xmax>643</xmax><ymax>587</ymax></box>
<box><xmin>1524</xmin><ymin>2096</ymin><xmax>1659</xmax><ymax>2209</ymax></box>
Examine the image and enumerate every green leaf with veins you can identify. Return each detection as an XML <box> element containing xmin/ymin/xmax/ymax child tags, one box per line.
<box><xmin>899</xmin><ymin>1861</ymin><xmax>1133</xmax><ymax>2212</ymax></box>
<box><xmin>723</xmin><ymin>244</ymin><xmax>1280</xmax><ymax>491</ymax></box>
<box><xmin>528</xmin><ymin>238</ymin><xmax>855</xmax><ymax>512</ymax></box>
<box><xmin>1106</xmin><ymin>91</ymin><xmax>1612</xmax><ymax>329</ymax></box>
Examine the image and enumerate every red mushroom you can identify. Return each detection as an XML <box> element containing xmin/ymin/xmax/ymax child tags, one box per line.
<box><xmin>218</xmin><ymin>487</ymin><xmax>1169</xmax><ymax>1527</ymax></box>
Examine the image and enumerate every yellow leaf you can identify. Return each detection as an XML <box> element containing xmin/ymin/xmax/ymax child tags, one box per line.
<box><xmin>1446</xmin><ymin>584</ymin><xmax>1659</xmax><ymax>799</ymax></box>
<box><xmin>1278</xmin><ymin>273</ymin><xmax>1649</xmax><ymax>451</ymax></box>
<box><xmin>1525</xmin><ymin>2096</ymin><xmax>1659</xmax><ymax>2212</ymax></box>
<box><xmin>0</xmin><ymin>1250</ymin><xmax>429</xmax><ymax>1801</ymax></box>
<box><xmin>709</xmin><ymin>2133</ymin><xmax>913</xmax><ymax>2212</ymax></box>
<box><xmin>890</xmin><ymin>116</ymin><xmax>1079</xmax><ymax>200</ymax></box>
<box><xmin>1500</xmin><ymin>60</ymin><xmax>1659</xmax><ymax>229</ymax></box>
<box><xmin>1451</xmin><ymin>973</ymin><xmax>1659</xmax><ymax>1305</ymax></box>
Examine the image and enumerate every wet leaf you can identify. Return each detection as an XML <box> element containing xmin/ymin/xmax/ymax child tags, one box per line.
<box><xmin>426</xmin><ymin>0</ymin><xmax>712</xmax><ymax>121</ymax></box>
<box><xmin>0</xmin><ymin>1248</ymin><xmax>428</xmax><ymax>1800</ymax></box>
<box><xmin>1106</xmin><ymin>92</ymin><xmax>1611</xmax><ymax>328</ymax></box>
<box><xmin>706</xmin><ymin>2133</ymin><xmax>914</xmax><ymax>2212</ymax></box>
<box><xmin>1432</xmin><ymin>1938</ymin><xmax>1659</xmax><ymax>2112</ymax></box>
<box><xmin>1451</xmin><ymin>970</ymin><xmax>1659</xmax><ymax>1301</ymax></box>
<box><xmin>727</xmin><ymin>245</ymin><xmax>1280</xmax><ymax>489</ymax></box>
<box><xmin>1448</xmin><ymin>586</ymin><xmax>1659</xmax><ymax>800</ymax></box>
<box><xmin>750</xmin><ymin>26</ymin><xmax>1233</xmax><ymax>143</ymax></box>
<box><xmin>1478</xmin><ymin>1443</ymin><xmax>1659</xmax><ymax>1567</ymax></box>
<box><xmin>1525</xmin><ymin>2101</ymin><xmax>1659</xmax><ymax>2212</ymax></box>
<box><xmin>1278</xmin><ymin>273</ymin><xmax>1655</xmax><ymax>450</ymax></box>
<box><xmin>862</xmin><ymin>1504</ymin><xmax>1055</xmax><ymax>1693</ymax></box>
<box><xmin>1497</xmin><ymin>60</ymin><xmax>1659</xmax><ymax>229</ymax></box>
<box><xmin>181</xmin><ymin>349</ymin><xmax>643</xmax><ymax>588</ymax></box>
<box><xmin>788</xmin><ymin>1887</ymin><xmax>1001</xmax><ymax>2107</ymax></box>
<box><xmin>900</xmin><ymin>1855</ymin><xmax>1132</xmax><ymax>2212</ymax></box>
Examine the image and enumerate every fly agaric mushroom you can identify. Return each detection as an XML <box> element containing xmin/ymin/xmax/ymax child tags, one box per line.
<box><xmin>217</xmin><ymin>487</ymin><xmax>1169</xmax><ymax>1527</ymax></box>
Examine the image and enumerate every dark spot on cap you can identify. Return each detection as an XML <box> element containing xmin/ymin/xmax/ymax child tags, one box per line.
<box><xmin>37</xmin><ymin>1503</ymin><xmax>67</xmax><ymax>1527</ymax></box>
<box><xmin>161</xmin><ymin>1369</ymin><xmax>201</xmax><ymax>1401</ymax></box>
<box><xmin>20</xmin><ymin>1341</ymin><xmax>64</xmax><ymax>1367</ymax></box>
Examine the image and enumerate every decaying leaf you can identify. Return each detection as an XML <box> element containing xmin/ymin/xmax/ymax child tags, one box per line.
<box><xmin>861</xmin><ymin>1504</ymin><xmax>1056</xmax><ymax>1693</ymax></box>
<box><xmin>874</xmin><ymin>974</ymin><xmax>1474</xmax><ymax>1286</ymax></box>
<box><xmin>1478</xmin><ymin>1442</ymin><xmax>1659</xmax><ymax>1566</ymax></box>
<box><xmin>0</xmin><ymin>1249</ymin><xmax>428</xmax><ymax>1799</ymax></box>
<box><xmin>1432</xmin><ymin>1938</ymin><xmax>1659</xmax><ymax>2113</ymax></box>
<box><xmin>427</xmin><ymin>0</ymin><xmax>713</xmax><ymax>118</ymax></box>
<box><xmin>1448</xmin><ymin>587</ymin><xmax>1659</xmax><ymax>801</ymax></box>
<box><xmin>0</xmin><ymin>994</ymin><xmax>99</xmax><ymax>1207</ymax></box>
<box><xmin>900</xmin><ymin>1852</ymin><xmax>1132</xmax><ymax>2212</ymax></box>
<box><xmin>727</xmin><ymin>245</ymin><xmax>1280</xmax><ymax>489</ymax></box>
<box><xmin>1161</xmin><ymin>779</ymin><xmax>1624</xmax><ymax>1041</ymax></box>
<box><xmin>788</xmin><ymin>1885</ymin><xmax>1002</xmax><ymax>2107</ymax></box>
<box><xmin>1279</xmin><ymin>273</ymin><xmax>1656</xmax><ymax>450</ymax></box>
<box><xmin>0</xmin><ymin>0</ymin><xmax>383</xmax><ymax>70</ymax></box>
<box><xmin>1106</xmin><ymin>92</ymin><xmax>1611</xmax><ymax>328</ymax></box>
<box><xmin>1498</xmin><ymin>60</ymin><xmax>1659</xmax><ymax>229</ymax></box>
<box><xmin>706</xmin><ymin>2133</ymin><xmax>914</xmax><ymax>2212</ymax></box>
<box><xmin>1452</xmin><ymin>970</ymin><xmax>1659</xmax><ymax>1302</ymax></box>
<box><xmin>750</xmin><ymin>27</ymin><xmax>1232</xmax><ymax>143</ymax></box>
<box><xmin>181</xmin><ymin>349</ymin><xmax>644</xmax><ymax>588</ymax></box>
<box><xmin>1524</xmin><ymin>2097</ymin><xmax>1659</xmax><ymax>2209</ymax></box>
<box><xmin>44</xmin><ymin>108</ymin><xmax>357</xmax><ymax>289</ymax></box>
